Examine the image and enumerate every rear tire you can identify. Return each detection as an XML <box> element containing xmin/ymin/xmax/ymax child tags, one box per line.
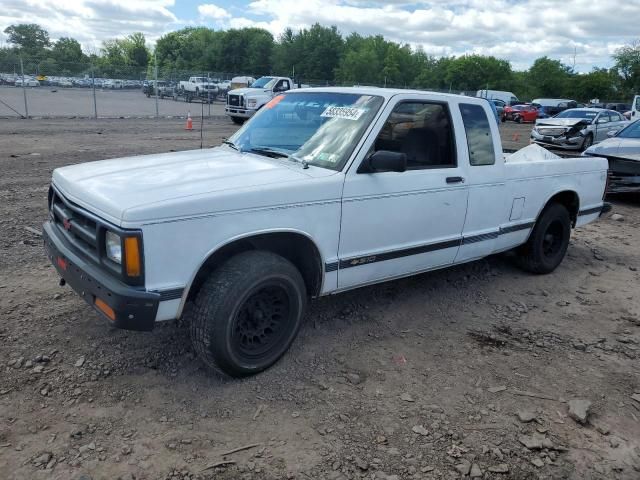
<box><xmin>516</xmin><ymin>203</ymin><xmax>571</xmax><ymax>274</ymax></box>
<box><xmin>187</xmin><ymin>251</ymin><xmax>307</xmax><ymax>377</ymax></box>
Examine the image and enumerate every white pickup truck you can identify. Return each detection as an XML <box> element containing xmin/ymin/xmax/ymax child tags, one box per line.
<box><xmin>225</xmin><ymin>76</ymin><xmax>295</xmax><ymax>124</ymax></box>
<box><xmin>178</xmin><ymin>76</ymin><xmax>218</xmax><ymax>100</ymax></box>
<box><xmin>44</xmin><ymin>87</ymin><xmax>609</xmax><ymax>377</ymax></box>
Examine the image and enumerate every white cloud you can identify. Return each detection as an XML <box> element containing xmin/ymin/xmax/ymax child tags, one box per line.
<box><xmin>198</xmin><ymin>4</ymin><xmax>230</xmax><ymax>20</ymax></box>
<box><xmin>0</xmin><ymin>0</ymin><xmax>638</xmax><ymax>71</ymax></box>
<box><xmin>0</xmin><ymin>0</ymin><xmax>179</xmax><ymax>52</ymax></box>
<box><xmin>231</xmin><ymin>0</ymin><xmax>640</xmax><ymax>71</ymax></box>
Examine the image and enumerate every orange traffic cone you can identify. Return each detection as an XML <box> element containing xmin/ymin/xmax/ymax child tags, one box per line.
<box><xmin>185</xmin><ymin>111</ymin><xmax>193</xmax><ymax>130</ymax></box>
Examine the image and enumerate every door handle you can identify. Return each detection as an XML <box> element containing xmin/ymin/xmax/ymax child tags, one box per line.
<box><xmin>446</xmin><ymin>176</ymin><xmax>464</xmax><ymax>184</ymax></box>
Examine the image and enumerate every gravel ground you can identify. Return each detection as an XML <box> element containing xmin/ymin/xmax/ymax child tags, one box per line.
<box><xmin>0</xmin><ymin>86</ymin><xmax>225</xmax><ymax>118</ymax></box>
<box><xmin>1</xmin><ymin>118</ymin><xmax>639</xmax><ymax>480</ymax></box>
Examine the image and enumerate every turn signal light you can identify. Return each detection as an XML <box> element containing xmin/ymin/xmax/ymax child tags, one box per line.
<box><xmin>95</xmin><ymin>297</ymin><xmax>116</xmax><ymax>321</ymax></box>
<box><xmin>124</xmin><ymin>236</ymin><xmax>141</xmax><ymax>277</ymax></box>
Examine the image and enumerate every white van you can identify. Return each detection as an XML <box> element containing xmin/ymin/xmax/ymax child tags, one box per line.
<box><xmin>477</xmin><ymin>89</ymin><xmax>519</xmax><ymax>105</ymax></box>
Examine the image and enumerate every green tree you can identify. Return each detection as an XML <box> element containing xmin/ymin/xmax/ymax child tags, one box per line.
<box><xmin>273</xmin><ymin>24</ymin><xmax>343</xmax><ymax>81</ymax></box>
<box><xmin>613</xmin><ymin>41</ymin><xmax>640</xmax><ymax>97</ymax></box>
<box><xmin>445</xmin><ymin>54</ymin><xmax>513</xmax><ymax>92</ymax></box>
<box><xmin>526</xmin><ymin>56</ymin><xmax>573</xmax><ymax>98</ymax></box>
<box><xmin>3</xmin><ymin>24</ymin><xmax>50</xmax><ymax>57</ymax></box>
<box><xmin>575</xmin><ymin>68</ymin><xmax>618</xmax><ymax>102</ymax></box>
<box><xmin>122</xmin><ymin>32</ymin><xmax>149</xmax><ymax>67</ymax></box>
<box><xmin>52</xmin><ymin>37</ymin><xmax>86</xmax><ymax>71</ymax></box>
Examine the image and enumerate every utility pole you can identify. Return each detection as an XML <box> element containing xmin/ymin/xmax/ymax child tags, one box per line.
<box><xmin>154</xmin><ymin>52</ymin><xmax>159</xmax><ymax>118</ymax></box>
<box><xmin>91</xmin><ymin>65</ymin><xmax>98</xmax><ymax>119</ymax></box>
<box><xmin>20</xmin><ymin>57</ymin><xmax>28</xmax><ymax>118</ymax></box>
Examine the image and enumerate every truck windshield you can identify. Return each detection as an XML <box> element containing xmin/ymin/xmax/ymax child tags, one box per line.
<box><xmin>250</xmin><ymin>77</ymin><xmax>275</xmax><ymax>88</ymax></box>
<box><xmin>228</xmin><ymin>92</ymin><xmax>384</xmax><ymax>171</ymax></box>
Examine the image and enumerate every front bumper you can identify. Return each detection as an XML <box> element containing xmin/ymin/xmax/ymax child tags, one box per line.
<box><xmin>43</xmin><ymin>221</ymin><xmax>159</xmax><ymax>331</ymax></box>
<box><xmin>530</xmin><ymin>130</ymin><xmax>584</xmax><ymax>150</ymax></box>
<box><xmin>225</xmin><ymin>106</ymin><xmax>256</xmax><ymax>119</ymax></box>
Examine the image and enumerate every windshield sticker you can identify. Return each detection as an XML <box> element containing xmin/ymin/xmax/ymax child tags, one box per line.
<box><xmin>321</xmin><ymin>106</ymin><xmax>366</xmax><ymax>121</ymax></box>
<box><xmin>265</xmin><ymin>95</ymin><xmax>285</xmax><ymax>109</ymax></box>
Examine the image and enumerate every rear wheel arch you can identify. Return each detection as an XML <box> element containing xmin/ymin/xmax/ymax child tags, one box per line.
<box><xmin>536</xmin><ymin>190</ymin><xmax>580</xmax><ymax>228</ymax></box>
<box><xmin>181</xmin><ymin>231</ymin><xmax>324</xmax><ymax>315</ymax></box>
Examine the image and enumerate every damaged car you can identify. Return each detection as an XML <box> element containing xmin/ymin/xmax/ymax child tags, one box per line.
<box><xmin>531</xmin><ymin>108</ymin><xmax>628</xmax><ymax>151</ymax></box>
<box><xmin>583</xmin><ymin>119</ymin><xmax>640</xmax><ymax>193</ymax></box>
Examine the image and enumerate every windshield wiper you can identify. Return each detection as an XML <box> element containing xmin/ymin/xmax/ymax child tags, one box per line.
<box><xmin>222</xmin><ymin>140</ymin><xmax>238</xmax><ymax>151</ymax></box>
<box><xmin>244</xmin><ymin>146</ymin><xmax>290</xmax><ymax>158</ymax></box>
<box><xmin>245</xmin><ymin>146</ymin><xmax>310</xmax><ymax>169</ymax></box>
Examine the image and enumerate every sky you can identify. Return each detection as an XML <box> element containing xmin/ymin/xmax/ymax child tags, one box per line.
<box><xmin>0</xmin><ymin>0</ymin><xmax>639</xmax><ymax>72</ymax></box>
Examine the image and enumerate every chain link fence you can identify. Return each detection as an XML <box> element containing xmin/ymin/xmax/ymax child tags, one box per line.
<box><xmin>2</xmin><ymin>57</ymin><xmax>630</xmax><ymax>119</ymax></box>
<box><xmin>0</xmin><ymin>57</ymin><xmax>480</xmax><ymax>119</ymax></box>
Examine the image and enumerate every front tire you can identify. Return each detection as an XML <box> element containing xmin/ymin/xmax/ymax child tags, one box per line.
<box><xmin>188</xmin><ymin>251</ymin><xmax>307</xmax><ymax>377</ymax></box>
<box><xmin>581</xmin><ymin>134</ymin><xmax>593</xmax><ymax>151</ymax></box>
<box><xmin>230</xmin><ymin>116</ymin><xmax>244</xmax><ymax>125</ymax></box>
<box><xmin>517</xmin><ymin>203</ymin><xmax>571</xmax><ymax>274</ymax></box>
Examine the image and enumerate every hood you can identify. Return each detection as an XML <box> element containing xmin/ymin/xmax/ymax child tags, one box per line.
<box><xmin>52</xmin><ymin>147</ymin><xmax>320</xmax><ymax>225</ymax></box>
<box><xmin>535</xmin><ymin>118</ymin><xmax>592</xmax><ymax>128</ymax></box>
<box><xmin>228</xmin><ymin>87</ymin><xmax>270</xmax><ymax>96</ymax></box>
<box><xmin>584</xmin><ymin>137</ymin><xmax>640</xmax><ymax>160</ymax></box>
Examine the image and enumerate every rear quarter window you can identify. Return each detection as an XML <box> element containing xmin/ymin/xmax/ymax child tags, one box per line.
<box><xmin>459</xmin><ymin>103</ymin><xmax>496</xmax><ymax>166</ymax></box>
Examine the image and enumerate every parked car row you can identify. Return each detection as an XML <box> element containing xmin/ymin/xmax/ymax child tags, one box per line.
<box><xmin>0</xmin><ymin>72</ymin><xmax>147</xmax><ymax>89</ymax></box>
<box><xmin>141</xmin><ymin>77</ymin><xmax>239</xmax><ymax>101</ymax></box>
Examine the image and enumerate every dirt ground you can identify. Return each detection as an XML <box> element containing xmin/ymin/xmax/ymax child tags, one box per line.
<box><xmin>1</xmin><ymin>118</ymin><xmax>639</xmax><ymax>480</ymax></box>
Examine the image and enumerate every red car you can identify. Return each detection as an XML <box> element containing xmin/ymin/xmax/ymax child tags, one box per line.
<box><xmin>502</xmin><ymin>104</ymin><xmax>538</xmax><ymax>123</ymax></box>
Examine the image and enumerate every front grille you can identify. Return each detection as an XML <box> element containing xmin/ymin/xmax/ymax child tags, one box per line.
<box><xmin>228</xmin><ymin>94</ymin><xmax>243</xmax><ymax>107</ymax></box>
<box><xmin>50</xmin><ymin>190</ymin><xmax>100</xmax><ymax>262</ymax></box>
<box><xmin>537</xmin><ymin>127</ymin><xmax>566</xmax><ymax>136</ymax></box>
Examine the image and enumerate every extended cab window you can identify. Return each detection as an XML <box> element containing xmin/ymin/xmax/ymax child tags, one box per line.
<box><xmin>373</xmin><ymin>101</ymin><xmax>456</xmax><ymax>169</ymax></box>
<box><xmin>459</xmin><ymin>103</ymin><xmax>496</xmax><ymax>166</ymax></box>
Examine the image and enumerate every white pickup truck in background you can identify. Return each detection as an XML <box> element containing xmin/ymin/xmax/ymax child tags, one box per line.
<box><xmin>225</xmin><ymin>76</ymin><xmax>295</xmax><ymax>124</ymax></box>
<box><xmin>44</xmin><ymin>87</ymin><xmax>609</xmax><ymax>377</ymax></box>
<box><xmin>178</xmin><ymin>76</ymin><xmax>218</xmax><ymax>100</ymax></box>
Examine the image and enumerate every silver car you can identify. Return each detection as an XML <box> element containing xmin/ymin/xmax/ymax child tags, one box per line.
<box><xmin>531</xmin><ymin>108</ymin><xmax>628</xmax><ymax>151</ymax></box>
<box><xmin>583</xmin><ymin>120</ymin><xmax>640</xmax><ymax>193</ymax></box>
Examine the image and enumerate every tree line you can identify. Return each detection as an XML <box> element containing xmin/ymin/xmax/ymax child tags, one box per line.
<box><xmin>2</xmin><ymin>23</ymin><xmax>639</xmax><ymax>102</ymax></box>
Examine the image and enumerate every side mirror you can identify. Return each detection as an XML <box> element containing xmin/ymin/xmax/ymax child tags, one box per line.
<box><xmin>358</xmin><ymin>150</ymin><xmax>407</xmax><ymax>173</ymax></box>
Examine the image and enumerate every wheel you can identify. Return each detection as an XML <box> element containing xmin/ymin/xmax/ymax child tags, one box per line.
<box><xmin>501</xmin><ymin>115</ymin><xmax>506</xmax><ymax>123</ymax></box>
<box><xmin>516</xmin><ymin>203</ymin><xmax>571</xmax><ymax>274</ymax></box>
<box><xmin>581</xmin><ymin>134</ymin><xmax>593</xmax><ymax>151</ymax></box>
<box><xmin>515</xmin><ymin>115</ymin><xmax>523</xmax><ymax>123</ymax></box>
<box><xmin>188</xmin><ymin>250</ymin><xmax>307</xmax><ymax>377</ymax></box>
<box><xmin>231</xmin><ymin>116</ymin><xmax>244</xmax><ymax>125</ymax></box>
<box><xmin>146</xmin><ymin>92</ymin><xmax>150</xmax><ymax>98</ymax></box>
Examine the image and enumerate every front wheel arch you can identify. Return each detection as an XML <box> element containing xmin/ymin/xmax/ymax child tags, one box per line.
<box><xmin>180</xmin><ymin>231</ymin><xmax>325</xmax><ymax>317</ymax></box>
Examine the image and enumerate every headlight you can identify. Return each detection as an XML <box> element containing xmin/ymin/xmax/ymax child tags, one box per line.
<box><xmin>105</xmin><ymin>231</ymin><xmax>122</xmax><ymax>264</ymax></box>
<box><xmin>247</xmin><ymin>98</ymin><xmax>257</xmax><ymax>107</ymax></box>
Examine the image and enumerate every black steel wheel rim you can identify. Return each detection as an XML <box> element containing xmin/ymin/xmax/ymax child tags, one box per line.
<box><xmin>232</xmin><ymin>284</ymin><xmax>292</xmax><ymax>359</ymax></box>
<box><xmin>542</xmin><ymin>220</ymin><xmax>564</xmax><ymax>258</ymax></box>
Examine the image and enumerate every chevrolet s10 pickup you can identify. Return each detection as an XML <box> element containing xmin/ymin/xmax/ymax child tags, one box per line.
<box><xmin>44</xmin><ymin>87</ymin><xmax>609</xmax><ymax>376</ymax></box>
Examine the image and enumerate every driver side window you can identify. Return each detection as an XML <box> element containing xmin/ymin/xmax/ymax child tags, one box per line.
<box><xmin>372</xmin><ymin>101</ymin><xmax>456</xmax><ymax>170</ymax></box>
<box><xmin>276</xmin><ymin>80</ymin><xmax>290</xmax><ymax>92</ymax></box>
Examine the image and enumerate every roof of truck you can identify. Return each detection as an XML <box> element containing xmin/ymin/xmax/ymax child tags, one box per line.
<box><xmin>289</xmin><ymin>86</ymin><xmax>484</xmax><ymax>103</ymax></box>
